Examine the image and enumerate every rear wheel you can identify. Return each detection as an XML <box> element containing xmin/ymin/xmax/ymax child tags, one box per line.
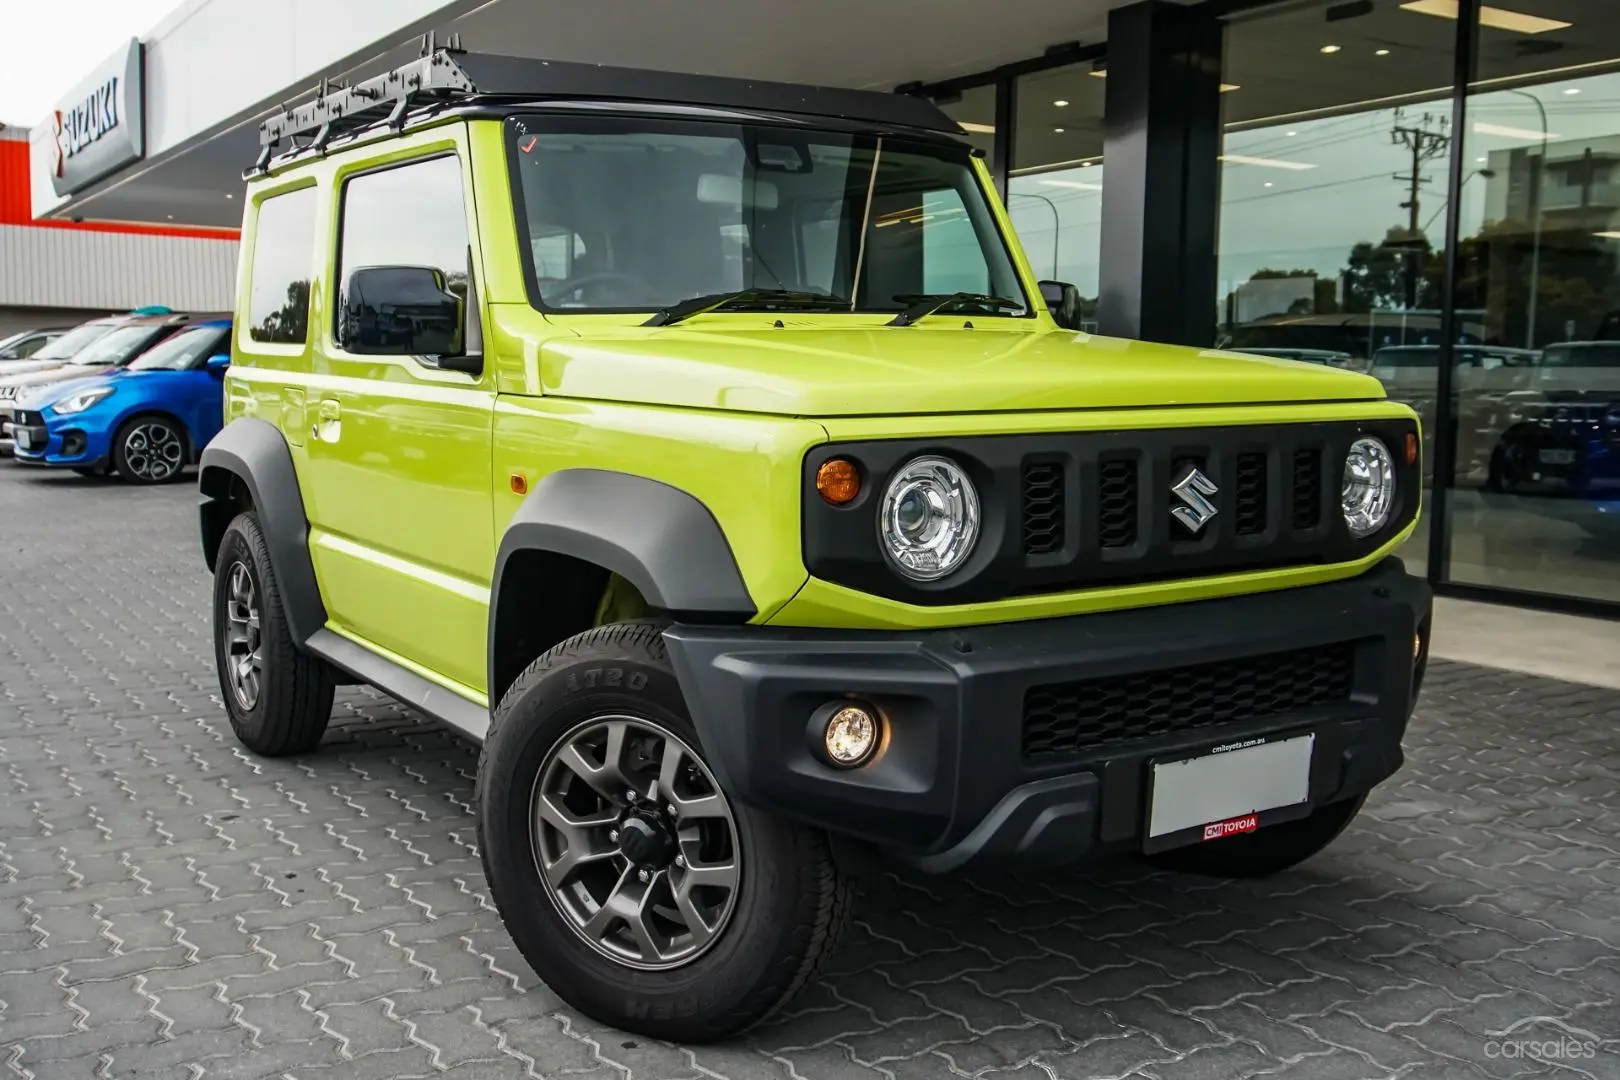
<box><xmin>212</xmin><ymin>512</ymin><xmax>335</xmax><ymax>756</ymax></box>
<box><xmin>1143</xmin><ymin>796</ymin><xmax>1366</xmax><ymax>879</ymax></box>
<box><xmin>477</xmin><ymin>622</ymin><xmax>851</xmax><ymax>1041</ymax></box>
<box><xmin>112</xmin><ymin>415</ymin><xmax>187</xmax><ymax>484</ymax></box>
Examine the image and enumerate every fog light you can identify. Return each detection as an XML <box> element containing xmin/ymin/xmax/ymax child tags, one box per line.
<box><xmin>823</xmin><ymin>704</ymin><xmax>879</xmax><ymax>767</ymax></box>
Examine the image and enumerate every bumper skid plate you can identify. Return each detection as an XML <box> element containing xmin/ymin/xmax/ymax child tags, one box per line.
<box><xmin>664</xmin><ymin>559</ymin><xmax>1431</xmax><ymax>873</ymax></box>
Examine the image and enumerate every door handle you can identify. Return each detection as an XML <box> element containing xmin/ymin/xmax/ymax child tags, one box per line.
<box><xmin>315</xmin><ymin>399</ymin><xmax>342</xmax><ymax>442</ymax></box>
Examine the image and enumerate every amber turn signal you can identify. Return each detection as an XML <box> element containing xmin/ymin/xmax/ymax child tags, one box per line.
<box><xmin>510</xmin><ymin>473</ymin><xmax>529</xmax><ymax>495</ymax></box>
<box><xmin>1405</xmin><ymin>433</ymin><xmax>1418</xmax><ymax>465</ymax></box>
<box><xmin>816</xmin><ymin>458</ymin><xmax>861</xmax><ymax>505</ymax></box>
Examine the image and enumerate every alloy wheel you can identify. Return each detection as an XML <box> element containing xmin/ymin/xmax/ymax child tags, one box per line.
<box><xmin>531</xmin><ymin>715</ymin><xmax>741</xmax><ymax>970</ymax></box>
<box><xmin>124</xmin><ymin>422</ymin><xmax>185</xmax><ymax>481</ymax></box>
<box><xmin>223</xmin><ymin>562</ymin><xmax>263</xmax><ymax>711</ymax></box>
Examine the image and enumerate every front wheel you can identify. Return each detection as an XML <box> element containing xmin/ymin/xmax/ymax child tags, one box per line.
<box><xmin>111</xmin><ymin>415</ymin><xmax>188</xmax><ymax>484</ymax></box>
<box><xmin>212</xmin><ymin>512</ymin><xmax>335</xmax><ymax>756</ymax></box>
<box><xmin>1143</xmin><ymin>795</ymin><xmax>1366</xmax><ymax>879</ymax></box>
<box><xmin>477</xmin><ymin>622</ymin><xmax>851</xmax><ymax>1042</ymax></box>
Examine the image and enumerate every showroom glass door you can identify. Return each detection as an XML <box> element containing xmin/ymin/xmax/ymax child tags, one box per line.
<box><xmin>1439</xmin><ymin>2</ymin><xmax>1620</xmax><ymax>606</ymax></box>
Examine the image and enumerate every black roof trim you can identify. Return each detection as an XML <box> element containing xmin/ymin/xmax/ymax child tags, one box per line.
<box><xmin>253</xmin><ymin>48</ymin><xmax>961</xmax><ymax>174</ymax></box>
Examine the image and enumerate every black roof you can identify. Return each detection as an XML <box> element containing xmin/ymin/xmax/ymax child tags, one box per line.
<box><xmin>255</xmin><ymin>47</ymin><xmax>961</xmax><ymax>174</ymax></box>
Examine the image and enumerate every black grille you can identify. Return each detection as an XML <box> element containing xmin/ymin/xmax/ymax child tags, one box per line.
<box><xmin>803</xmin><ymin>418</ymin><xmax>1417</xmax><ymax>606</ymax></box>
<box><xmin>1021</xmin><ymin>640</ymin><xmax>1359</xmax><ymax>759</ymax></box>
<box><xmin>1234</xmin><ymin>452</ymin><xmax>1267</xmax><ymax>536</ymax></box>
<box><xmin>1292</xmin><ymin>450</ymin><xmax>1322</xmax><ymax>530</ymax></box>
<box><xmin>1098</xmin><ymin>456</ymin><xmax>1138</xmax><ymax>548</ymax></box>
<box><xmin>12</xmin><ymin>411</ymin><xmax>42</xmax><ymax>427</ymax></box>
<box><xmin>1021</xmin><ymin>461</ymin><xmax>1064</xmax><ymax>555</ymax></box>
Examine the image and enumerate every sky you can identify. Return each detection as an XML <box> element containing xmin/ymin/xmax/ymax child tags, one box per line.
<box><xmin>0</xmin><ymin>0</ymin><xmax>176</xmax><ymax>127</ymax></box>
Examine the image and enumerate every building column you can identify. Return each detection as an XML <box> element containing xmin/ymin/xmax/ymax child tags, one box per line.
<box><xmin>1096</xmin><ymin>0</ymin><xmax>1222</xmax><ymax>346</ymax></box>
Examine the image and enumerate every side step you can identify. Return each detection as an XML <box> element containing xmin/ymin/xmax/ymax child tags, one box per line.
<box><xmin>305</xmin><ymin>629</ymin><xmax>489</xmax><ymax>743</ymax></box>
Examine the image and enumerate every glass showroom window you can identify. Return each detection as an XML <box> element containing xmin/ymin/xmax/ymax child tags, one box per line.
<box><xmin>931</xmin><ymin>84</ymin><xmax>997</xmax><ymax>160</ymax></box>
<box><xmin>1441</xmin><ymin>1</ymin><xmax>1620</xmax><ymax>605</ymax></box>
<box><xmin>1217</xmin><ymin>0</ymin><xmax>1462</xmax><ymax>576</ymax></box>
<box><xmin>1007</xmin><ymin>61</ymin><xmax>1106</xmax><ymax>330</ymax></box>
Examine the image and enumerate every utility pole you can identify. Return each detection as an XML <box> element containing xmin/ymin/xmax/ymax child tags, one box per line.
<box><xmin>1390</xmin><ymin>110</ymin><xmax>1451</xmax><ymax>308</ymax></box>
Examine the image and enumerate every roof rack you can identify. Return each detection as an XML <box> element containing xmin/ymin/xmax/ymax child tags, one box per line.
<box><xmin>253</xmin><ymin>34</ymin><xmax>474</xmax><ymax>174</ymax></box>
<box><xmin>252</xmin><ymin>35</ymin><xmax>963</xmax><ymax>176</ymax></box>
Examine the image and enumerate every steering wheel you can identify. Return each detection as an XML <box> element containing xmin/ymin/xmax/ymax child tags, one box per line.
<box><xmin>545</xmin><ymin>271</ymin><xmax>659</xmax><ymax>306</ymax></box>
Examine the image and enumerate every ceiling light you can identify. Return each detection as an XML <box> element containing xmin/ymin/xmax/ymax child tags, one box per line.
<box><xmin>1286</xmin><ymin>130</ymin><xmax>1298</xmax><ymax>136</ymax></box>
<box><xmin>1476</xmin><ymin>156</ymin><xmax>1487</xmax><ymax>162</ymax></box>
<box><xmin>1564</xmin><ymin>88</ymin><xmax>1581</xmax><ymax>95</ymax></box>
<box><xmin>1321</xmin><ymin>44</ymin><xmax>1342</xmax><ymax>54</ymax></box>
<box><xmin>1039</xmin><ymin>179</ymin><xmax>1103</xmax><ymax>190</ymax></box>
<box><xmin>1089</xmin><ymin>68</ymin><xmax>1107</xmax><ymax>79</ymax></box>
<box><xmin>225</xmin><ymin>193</ymin><xmax>234</xmax><ymax>199</ymax></box>
<box><xmin>1376</xmin><ymin>48</ymin><xmax>1391</xmax><ymax>56</ymax></box>
<box><xmin>1264</xmin><ymin>182</ymin><xmax>1274</xmax><ymax>187</ymax></box>
<box><xmin>1081</xmin><ymin>160</ymin><xmax>1094</xmax><ymax>167</ymax></box>
<box><xmin>958</xmin><ymin>122</ymin><xmax>995</xmax><ymax>134</ymax></box>
<box><xmin>1473</xmin><ymin>121</ymin><xmax>1559</xmax><ymax>140</ymax></box>
<box><xmin>1219</xmin><ymin>154</ymin><xmax>1317</xmax><ymax>170</ymax></box>
<box><xmin>1053</xmin><ymin>127</ymin><xmax>1065</xmax><ymax>133</ymax></box>
<box><xmin>1595</xmin><ymin>231</ymin><xmax>1620</xmax><ymax>239</ymax></box>
<box><xmin>1399</xmin><ymin>0</ymin><xmax>1570</xmax><ymax>35</ymax></box>
<box><xmin>1220</xmin><ymin>83</ymin><xmax>1241</xmax><ymax>92</ymax></box>
<box><xmin>1053</xmin><ymin>99</ymin><xmax>1070</xmax><ymax>107</ymax></box>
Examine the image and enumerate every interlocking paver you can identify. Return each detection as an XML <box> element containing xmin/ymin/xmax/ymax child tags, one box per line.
<box><xmin>1</xmin><ymin>467</ymin><xmax>1618</xmax><ymax>1080</ymax></box>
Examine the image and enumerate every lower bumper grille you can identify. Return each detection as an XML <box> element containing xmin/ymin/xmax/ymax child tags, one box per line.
<box><xmin>1022</xmin><ymin>640</ymin><xmax>1360</xmax><ymax>759</ymax></box>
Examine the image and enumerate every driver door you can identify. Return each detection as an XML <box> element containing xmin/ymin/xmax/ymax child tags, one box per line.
<box><xmin>303</xmin><ymin>138</ymin><xmax>496</xmax><ymax>699</ymax></box>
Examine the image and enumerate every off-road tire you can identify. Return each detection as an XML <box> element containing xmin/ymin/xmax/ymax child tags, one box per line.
<box><xmin>213</xmin><ymin>511</ymin><xmax>335</xmax><ymax>756</ymax></box>
<box><xmin>1144</xmin><ymin>795</ymin><xmax>1366</xmax><ymax>879</ymax></box>
<box><xmin>477</xmin><ymin>621</ymin><xmax>852</xmax><ymax>1042</ymax></box>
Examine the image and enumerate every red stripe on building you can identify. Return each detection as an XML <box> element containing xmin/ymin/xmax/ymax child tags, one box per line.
<box><xmin>0</xmin><ymin>139</ymin><xmax>239</xmax><ymax>240</ymax></box>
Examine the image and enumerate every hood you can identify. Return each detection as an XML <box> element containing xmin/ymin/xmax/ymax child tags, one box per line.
<box><xmin>0</xmin><ymin>359</ymin><xmax>67</xmax><ymax>380</ymax></box>
<box><xmin>20</xmin><ymin>373</ymin><xmax>116</xmax><ymax>410</ymax></box>
<box><xmin>0</xmin><ymin>363</ymin><xmax>115</xmax><ymax>399</ymax></box>
<box><xmin>535</xmin><ymin>324</ymin><xmax>1389</xmax><ymax>417</ymax></box>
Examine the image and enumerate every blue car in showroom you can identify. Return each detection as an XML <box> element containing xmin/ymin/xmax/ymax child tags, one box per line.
<box><xmin>10</xmin><ymin>319</ymin><xmax>231</xmax><ymax>484</ymax></box>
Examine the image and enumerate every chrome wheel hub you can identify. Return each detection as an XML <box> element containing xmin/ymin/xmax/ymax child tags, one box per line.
<box><xmin>223</xmin><ymin>562</ymin><xmax>263</xmax><ymax>711</ymax></box>
<box><xmin>124</xmin><ymin>422</ymin><xmax>184</xmax><ymax>481</ymax></box>
<box><xmin>531</xmin><ymin>715</ymin><xmax>740</xmax><ymax>970</ymax></box>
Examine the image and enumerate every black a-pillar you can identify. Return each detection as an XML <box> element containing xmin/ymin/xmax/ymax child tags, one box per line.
<box><xmin>1096</xmin><ymin>0</ymin><xmax>1222</xmax><ymax>347</ymax></box>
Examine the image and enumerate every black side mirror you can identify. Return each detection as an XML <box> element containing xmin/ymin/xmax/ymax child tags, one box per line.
<box><xmin>1038</xmin><ymin>279</ymin><xmax>1083</xmax><ymax>332</ymax></box>
<box><xmin>339</xmin><ymin>265</ymin><xmax>482</xmax><ymax>375</ymax></box>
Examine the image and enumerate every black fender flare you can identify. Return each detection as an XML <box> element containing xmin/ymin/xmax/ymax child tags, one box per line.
<box><xmin>197</xmin><ymin>417</ymin><xmax>327</xmax><ymax>647</ymax></box>
<box><xmin>488</xmin><ymin>469</ymin><xmax>756</xmax><ymax>694</ymax></box>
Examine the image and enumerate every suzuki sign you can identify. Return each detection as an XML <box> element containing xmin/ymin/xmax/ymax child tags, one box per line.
<box><xmin>48</xmin><ymin>40</ymin><xmax>144</xmax><ymax>198</ymax></box>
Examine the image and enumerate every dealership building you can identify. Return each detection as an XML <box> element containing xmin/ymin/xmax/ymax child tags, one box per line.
<box><xmin>28</xmin><ymin>0</ymin><xmax>1618</xmax><ymax>618</ymax></box>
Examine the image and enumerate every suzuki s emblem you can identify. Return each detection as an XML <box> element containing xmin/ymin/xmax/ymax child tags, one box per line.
<box><xmin>1170</xmin><ymin>465</ymin><xmax>1219</xmax><ymax>534</ymax></box>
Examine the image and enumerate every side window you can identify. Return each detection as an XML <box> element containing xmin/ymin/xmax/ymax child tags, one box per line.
<box><xmin>248</xmin><ymin>187</ymin><xmax>317</xmax><ymax>344</ymax></box>
<box><xmin>336</xmin><ymin>155</ymin><xmax>470</xmax><ymax>335</ymax></box>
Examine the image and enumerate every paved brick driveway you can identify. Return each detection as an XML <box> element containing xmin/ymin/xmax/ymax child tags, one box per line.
<box><xmin>0</xmin><ymin>464</ymin><xmax>1616</xmax><ymax>1080</ymax></box>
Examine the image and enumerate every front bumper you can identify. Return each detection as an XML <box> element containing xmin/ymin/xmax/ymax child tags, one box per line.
<box><xmin>6</xmin><ymin>410</ymin><xmax>104</xmax><ymax>467</ymax></box>
<box><xmin>665</xmin><ymin>558</ymin><xmax>1431</xmax><ymax>873</ymax></box>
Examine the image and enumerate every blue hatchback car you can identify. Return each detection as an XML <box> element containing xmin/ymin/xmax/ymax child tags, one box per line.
<box><xmin>11</xmin><ymin>319</ymin><xmax>232</xmax><ymax>483</ymax></box>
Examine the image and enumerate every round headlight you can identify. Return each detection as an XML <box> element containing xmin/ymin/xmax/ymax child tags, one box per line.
<box><xmin>1342</xmin><ymin>437</ymin><xmax>1396</xmax><ymax>538</ymax></box>
<box><xmin>878</xmin><ymin>455</ymin><xmax>980</xmax><ymax>581</ymax></box>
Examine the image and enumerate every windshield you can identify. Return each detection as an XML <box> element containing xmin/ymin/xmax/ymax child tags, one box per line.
<box><xmin>32</xmin><ymin>321</ymin><xmax>117</xmax><ymax>361</ymax></box>
<box><xmin>66</xmin><ymin>325</ymin><xmax>168</xmax><ymax>367</ymax></box>
<box><xmin>508</xmin><ymin>115</ymin><xmax>1027</xmax><ymax>317</ymax></box>
<box><xmin>127</xmin><ymin>326</ymin><xmax>229</xmax><ymax>371</ymax></box>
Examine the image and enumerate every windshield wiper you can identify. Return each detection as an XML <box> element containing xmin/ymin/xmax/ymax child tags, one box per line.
<box><xmin>643</xmin><ymin>289</ymin><xmax>848</xmax><ymax>327</ymax></box>
<box><xmin>887</xmin><ymin>292</ymin><xmax>1026</xmax><ymax>327</ymax></box>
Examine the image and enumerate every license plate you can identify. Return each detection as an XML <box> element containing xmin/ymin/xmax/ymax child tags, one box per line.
<box><xmin>1539</xmin><ymin>449</ymin><xmax>1575</xmax><ymax>465</ymax></box>
<box><xmin>12</xmin><ymin>429</ymin><xmax>30</xmax><ymax>450</ymax></box>
<box><xmin>1143</xmin><ymin>733</ymin><xmax>1314</xmax><ymax>853</ymax></box>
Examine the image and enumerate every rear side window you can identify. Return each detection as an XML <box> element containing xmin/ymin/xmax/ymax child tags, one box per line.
<box><xmin>248</xmin><ymin>188</ymin><xmax>317</xmax><ymax>344</ymax></box>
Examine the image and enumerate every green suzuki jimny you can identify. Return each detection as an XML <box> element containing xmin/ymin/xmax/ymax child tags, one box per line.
<box><xmin>200</xmin><ymin>45</ymin><xmax>1431</xmax><ymax>1041</ymax></box>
